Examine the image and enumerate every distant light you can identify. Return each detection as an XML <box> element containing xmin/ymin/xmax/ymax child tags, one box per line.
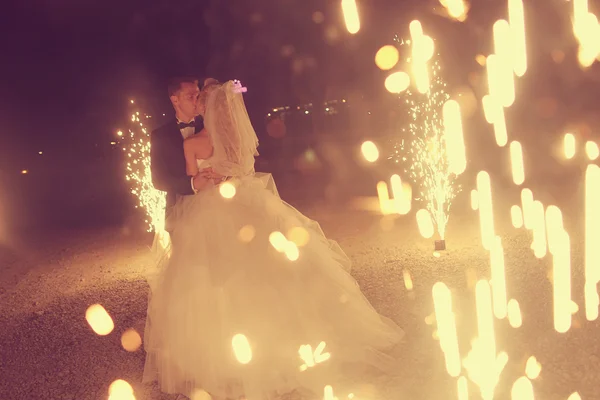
<box><xmin>110</xmin><ymin>141</ymin><xmax>117</xmax><ymax>145</ymax></box>
<box><xmin>117</xmin><ymin>130</ymin><xmax>123</xmax><ymax>137</ymax></box>
<box><xmin>21</xmin><ymin>170</ymin><xmax>28</xmax><ymax>175</ymax></box>
<box><xmin>305</xmin><ymin>110</ymin><xmax>310</xmax><ymax>114</ymax></box>
<box><xmin>38</xmin><ymin>151</ymin><xmax>43</xmax><ymax>155</ymax></box>
<box><xmin>162</xmin><ymin>113</ymin><xmax>166</xmax><ymax>116</ymax></box>
<box><xmin>130</xmin><ymin>100</ymin><xmax>134</xmax><ymax>104</ymax></box>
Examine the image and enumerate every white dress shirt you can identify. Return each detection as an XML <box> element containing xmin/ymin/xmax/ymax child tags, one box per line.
<box><xmin>177</xmin><ymin>118</ymin><xmax>198</xmax><ymax>193</ymax></box>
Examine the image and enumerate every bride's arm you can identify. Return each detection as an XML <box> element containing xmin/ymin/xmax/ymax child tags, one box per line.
<box><xmin>183</xmin><ymin>134</ymin><xmax>217</xmax><ymax>192</ymax></box>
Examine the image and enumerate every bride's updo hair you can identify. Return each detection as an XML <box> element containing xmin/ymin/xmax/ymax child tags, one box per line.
<box><xmin>196</xmin><ymin>78</ymin><xmax>220</xmax><ymax>116</ymax></box>
<box><xmin>199</xmin><ymin>78</ymin><xmax>221</xmax><ymax>106</ymax></box>
<box><xmin>202</xmin><ymin>77</ymin><xmax>220</xmax><ymax>89</ymax></box>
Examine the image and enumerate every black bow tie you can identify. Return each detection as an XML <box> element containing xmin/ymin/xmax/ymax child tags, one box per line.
<box><xmin>178</xmin><ymin>121</ymin><xmax>196</xmax><ymax>129</ymax></box>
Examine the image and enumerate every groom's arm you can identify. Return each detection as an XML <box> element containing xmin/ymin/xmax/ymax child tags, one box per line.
<box><xmin>150</xmin><ymin>129</ymin><xmax>195</xmax><ymax>196</ymax></box>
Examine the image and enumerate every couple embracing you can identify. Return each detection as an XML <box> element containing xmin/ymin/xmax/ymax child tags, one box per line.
<box><xmin>143</xmin><ymin>77</ymin><xmax>404</xmax><ymax>400</ymax></box>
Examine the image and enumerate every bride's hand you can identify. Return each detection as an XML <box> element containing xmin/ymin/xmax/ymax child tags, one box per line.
<box><xmin>192</xmin><ymin>173</ymin><xmax>212</xmax><ymax>192</ymax></box>
<box><xmin>200</xmin><ymin>167</ymin><xmax>225</xmax><ymax>181</ymax></box>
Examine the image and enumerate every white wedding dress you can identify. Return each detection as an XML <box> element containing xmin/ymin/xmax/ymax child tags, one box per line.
<box><xmin>143</xmin><ymin>82</ymin><xmax>404</xmax><ymax>400</ymax></box>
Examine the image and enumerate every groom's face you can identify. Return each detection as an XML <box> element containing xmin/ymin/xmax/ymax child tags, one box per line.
<box><xmin>171</xmin><ymin>82</ymin><xmax>200</xmax><ymax>121</ymax></box>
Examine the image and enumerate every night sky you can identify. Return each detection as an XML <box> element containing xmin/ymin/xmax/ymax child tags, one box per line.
<box><xmin>0</xmin><ymin>0</ymin><xmax>598</xmax><ymax>231</ymax></box>
<box><xmin>1</xmin><ymin>1</ymin><xmax>211</xmax><ymax>165</ymax></box>
<box><xmin>0</xmin><ymin>0</ymin><xmax>439</xmax><ymax>166</ymax></box>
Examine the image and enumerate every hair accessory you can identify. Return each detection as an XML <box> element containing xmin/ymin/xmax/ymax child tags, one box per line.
<box><xmin>232</xmin><ymin>80</ymin><xmax>248</xmax><ymax>93</ymax></box>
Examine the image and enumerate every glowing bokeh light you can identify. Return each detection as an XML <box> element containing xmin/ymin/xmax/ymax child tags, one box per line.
<box><xmin>521</xmin><ymin>188</ymin><xmax>534</xmax><ymax>230</ymax></box>
<box><xmin>219</xmin><ymin>181</ymin><xmax>237</xmax><ymax>199</ymax></box>
<box><xmin>511</xmin><ymin>376</ymin><xmax>534</xmax><ymax>400</ymax></box>
<box><xmin>490</xmin><ymin>236</ymin><xmax>507</xmax><ymax>319</ymax></box>
<box><xmin>288</xmin><ymin>226</ymin><xmax>310</xmax><ymax>247</ymax></box>
<box><xmin>361</xmin><ymin>140</ymin><xmax>380</xmax><ymax>162</ymax></box>
<box><xmin>121</xmin><ymin>329</ymin><xmax>142</xmax><ymax>352</ymax></box>
<box><xmin>476</xmin><ymin>171</ymin><xmax>495</xmax><ymax>250</ymax></box>
<box><xmin>585</xmin><ymin>164</ymin><xmax>600</xmax><ymax>320</ymax></box>
<box><xmin>439</xmin><ymin>0</ymin><xmax>467</xmax><ymax>21</ymax></box>
<box><xmin>507</xmin><ymin>299</ymin><xmax>523</xmax><ymax>328</ymax></box>
<box><xmin>525</xmin><ymin>356</ymin><xmax>541</xmax><ymax>379</ymax></box>
<box><xmin>432</xmin><ymin>282</ymin><xmax>461</xmax><ymax>377</ymax></box>
<box><xmin>471</xmin><ymin>189</ymin><xmax>479</xmax><ymax>210</ymax></box>
<box><xmin>375</xmin><ymin>45</ymin><xmax>400</xmax><ymax>70</ymax></box>
<box><xmin>416</xmin><ymin>209</ymin><xmax>435</xmax><ymax>239</ymax></box>
<box><xmin>341</xmin><ymin>0</ymin><xmax>360</xmax><ymax>34</ymax></box>
<box><xmin>585</xmin><ymin>141</ymin><xmax>599</xmax><ymax>160</ymax></box>
<box><xmin>85</xmin><ymin>304</ymin><xmax>114</xmax><ymax>336</ymax></box>
<box><xmin>509</xmin><ymin>141</ymin><xmax>525</xmax><ymax>185</ymax></box>
<box><xmin>564</xmin><ymin>133</ymin><xmax>576</xmax><ymax>159</ymax></box>
<box><xmin>108</xmin><ymin>379</ymin><xmax>135</xmax><ymax>400</ymax></box>
<box><xmin>238</xmin><ymin>225</ymin><xmax>256</xmax><ymax>243</ymax></box>
<box><xmin>492</xmin><ymin>19</ymin><xmax>516</xmax><ymax>107</ymax></box>
<box><xmin>384</xmin><ymin>71</ymin><xmax>411</xmax><ymax>94</ymax></box>
<box><xmin>299</xmin><ymin>341</ymin><xmax>331</xmax><ymax>371</ymax></box>
<box><xmin>508</xmin><ymin>0</ymin><xmax>527</xmax><ymax>77</ymax></box>
<box><xmin>443</xmin><ymin>100</ymin><xmax>467</xmax><ymax>175</ymax></box>
<box><xmin>231</xmin><ymin>334</ymin><xmax>253</xmax><ymax>364</ymax></box>
<box><xmin>511</xmin><ymin>205</ymin><xmax>523</xmax><ymax>229</ymax></box>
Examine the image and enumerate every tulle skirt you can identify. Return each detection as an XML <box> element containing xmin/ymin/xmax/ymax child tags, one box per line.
<box><xmin>143</xmin><ymin>175</ymin><xmax>404</xmax><ymax>400</ymax></box>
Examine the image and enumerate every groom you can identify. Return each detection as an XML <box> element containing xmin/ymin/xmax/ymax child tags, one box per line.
<box><xmin>150</xmin><ymin>76</ymin><xmax>219</xmax><ymax>232</ymax></box>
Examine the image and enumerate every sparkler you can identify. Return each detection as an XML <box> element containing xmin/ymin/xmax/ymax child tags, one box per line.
<box><xmin>117</xmin><ymin>104</ymin><xmax>169</xmax><ymax>249</ymax></box>
<box><xmin>390</xmin><ymin>55</ymin><xmax>462</xmax><ymax>244</ymax></box>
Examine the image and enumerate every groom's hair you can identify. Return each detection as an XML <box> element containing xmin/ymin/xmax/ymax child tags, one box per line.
<box><xmin>167</xmin><ymin>76</ymin><xmax>199</xmax><ymax>97</ymax></box>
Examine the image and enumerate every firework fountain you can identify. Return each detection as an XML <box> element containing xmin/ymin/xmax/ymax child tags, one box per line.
<box><xmin>386</xmin><ymin>26</ymin><xmax>466</xmax><ymax>249</ymax></box>
<box><xmin>117</xmin><ymin>103</ymin><xmax>169</xmax><ymax>249</ymax></box>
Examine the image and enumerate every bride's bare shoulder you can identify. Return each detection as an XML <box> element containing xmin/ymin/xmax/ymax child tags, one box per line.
<box><xmin>184</xmin><ymin>131</ymin><xmax>212</xmax><ymax>159</ymax></box>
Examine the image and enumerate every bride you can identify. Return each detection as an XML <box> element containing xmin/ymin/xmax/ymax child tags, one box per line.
<box><xmin>143</xmin><ymin>80</ymin><xmax>404</xmax><ymax>400</ymax></box>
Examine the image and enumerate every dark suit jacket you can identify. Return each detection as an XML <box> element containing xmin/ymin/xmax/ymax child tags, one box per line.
<box><xmin>150</xmin><ymin>117</ymin><xmax>204</xmax><ymax>228</ymax></box>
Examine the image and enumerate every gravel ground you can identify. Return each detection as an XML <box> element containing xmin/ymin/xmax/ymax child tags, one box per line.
<box><xmin>1</xmin><ymin>174</ymin><xmax>600</xmax><ymax>400</ymax></box>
